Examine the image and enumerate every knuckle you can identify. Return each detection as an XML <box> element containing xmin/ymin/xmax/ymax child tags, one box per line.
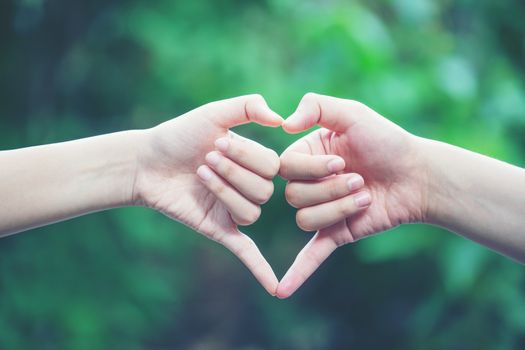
<box><xmin>347</xmin><ymin>99</ymin><xmax>366</xmax><ymax>112</ymax></box>
<box><xmin>303</xmin><ymin>92</ymin><xmax>319</xmax><ymax>102</ymax></box>
<box><xmin>211</xmin><ymin>181</ymin><xmax>226</xmax><ymax>196</ymax></box>
<box><xmin>308</xmin><ymin>166</ymin><xmax>321</xmax><ymax>178</ymax></box>
<box><xmin>250</xmin><ymin>93</ymin><xmax>265</xmax><ymax>103</ymax></box>
<box><xmin>278</xmin><ymin>154</ymin><xmax>290</xmax><ymax>179</ymax></box>
<box><xmin>307</xmin><ymin>162</ymin><xmax>326</xmax><ymax>178</ymax></box>
<box><xmin>338</xmin><ymin>198</ymin><xmax>353</xmax><ymax>218</ymax></box>
<box><xmin>284</xmin><ymin>183</ymin><xmax>299</xmax><ymax>207</ymax></box>
<box><xmin>250</xmin><ymin>206</ymin><xmax>262</xmax><ymax>223</ymax></box>
<box><xmin>255</xmin><ymin>181</ymin><xmax>274</xmax><ymax>204</ymax></box>
<box><xmin>221</xmin><ymin>161</ymin><xmax>235</xmax><ymax>179</ymax></box>
<box><xmin>232</xmin><ymin>238</ymin><xmax>254</xmax><ymax>258</ymax></box>
<box><xmin>210</xmin><ymin>231</ymin><xmax>226</xmax><ymax>245</ymax></box>
<box><xmin>204</xmin><ymin>100</ymin><xmax>228</xmax><ymax>115</ymax></box>
<box><xmin>266</xmin><ymin>149</ymin><xmax>281</xmax><ymax>177</ymax></box>
<box><xmin>265</xmin><ymin>181</ymin><xmax>275</xmax><ymax>198</ymax></box>
<box><xmin>332</xmin><ymin>231</ymin><xmax>352</xmax><ymax>247</ymax></box>
<box><xmin>301</xmin><ymin>248</ymin><xmax>323</xmax><ymax>267</ymax></box>
<box><xmin>296</xmin><ymin>209</ymin><xmax>313</xmax><ymax>231</ymax></box>
<box><xmin>328</xmin><ymin>178</ymin><xmax>342</xmax><ymax>199</ymax></box>
<box><xmin>202</xmin><ymin>100</ymin><xmax>219</xmax><ymax>110</ymax></box>
<box><xmin>237</xmin><ymin>205</ymin><xmax>261</xmax><ymax>226</ymax></box>
<box><xmin>231</xmin><ymin>145</ymin><xmax>247</xmax><ymax>160</ymax></box>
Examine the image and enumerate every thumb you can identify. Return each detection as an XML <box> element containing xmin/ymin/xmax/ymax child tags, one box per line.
<box><xmin>283</xmin><ymin>93</ymin><xmax>361</xmax><ymax>134</ymax></box>
<box><xmin>210</xmin><ymin>94</ymin><xmax>283</xmax><ymax>129</ymax></box>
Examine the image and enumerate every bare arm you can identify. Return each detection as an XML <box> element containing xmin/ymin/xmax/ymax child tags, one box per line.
<box><xmin>0</xmin><ymin>131</ymin><xmax>140</xmax><ymax>236</ymax></box>
<box><xmin>420</xmin><ymin>137</ymin><xmax>525</xmax><ymax>262</ymax></box>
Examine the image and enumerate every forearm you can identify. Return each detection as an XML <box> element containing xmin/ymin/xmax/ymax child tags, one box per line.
<box><xmin>419</xmin><ymin>137</ymin><xmax>525</xmax><ymax>262</ymax></box>
<box><xmin>0</xmin><ymin>130</ymin><xmax>143</xmax><ymax>236</ymax></box>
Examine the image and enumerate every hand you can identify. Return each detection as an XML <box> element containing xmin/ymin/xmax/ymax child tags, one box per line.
<box><xmin>133</xmin><ymin>95</ymin><xmax>282</xmax><ymax>295</ymax></box>
<box><xmin>277</xmin><ymin>93</ymin><xmax>429</xmax><ymax>298</ymax></box>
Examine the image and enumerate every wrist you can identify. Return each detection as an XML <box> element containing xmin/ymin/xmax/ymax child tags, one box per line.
<box><xmin>127</xmin><ymin>123</ymin><xmax>176</xmax><ymax>208</ymax></box>
<box><xmin>120</xmin><ymin>128</ymin><xmax>152</xmax><ymax>207</ymax></box>
<box><xmin>413</xmin><ymin>136</ymin><xmax>456</xmax><ymax>226</ymax></box>
<box><xmin>93</xmin><ymin>129</ymin><xmax>151</xmax><ymax>208</ymax></box>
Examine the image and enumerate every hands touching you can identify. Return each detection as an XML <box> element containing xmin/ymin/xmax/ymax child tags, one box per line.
<box><xmin>2</xmin><ymin>93</ymin><xmax>523</xmax><ymax>298</ymax></box>
<box><xmin>135</xmin><ymin>92</ymin><xmax>430</xmax><ymax>298</ymax></box>
<box><xmin>132</xmin><ymin>95</ymin><xmax>282</xmax><ymax>295</ymax></box>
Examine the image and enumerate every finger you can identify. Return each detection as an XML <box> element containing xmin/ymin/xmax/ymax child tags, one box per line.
<box><xmin>205</xmin><ymin>151</ymin><xmax>274</xmax><ymax>204</ymax></box>
<box><xmin>214</xmin><ymin>134</ymin><xmax>280</xmax><ymax>179</ymax></box>
<box><xmin>207</xmin><ymin>94</ymin><xmax>284</xmax><ymax>128</ymax></box>
<box><xmin>285</xmin><ymin>173</ymin><xmax>365</xmax><ymax>208</ymax></box>
<box><xmin>219</xmin><ymin>230</ymin><xmax>279</xmax><ymax>296</ymax></box>
<box><xmin>276</xmin><ymin>231</ymin><xmax>338</xmax><ymax>299</ymax></box>
<box><xmin>283</xmin><ymin>92</ymin><xmax>367</xmax><ymax>133</ymax></box>
<box><xmin>197</xmin><ymin>165</ymin><xmax>261</xmax><ymax>226</ymax></box>
<box><xmin>296</xmin><ymin>190</ymin><xmax>372</xmax><ymax>231</ymax></box>
<box><xmin>279</xmin><ymin>151</ymin><xmax>346</xmax><ymax>180</ymax></box>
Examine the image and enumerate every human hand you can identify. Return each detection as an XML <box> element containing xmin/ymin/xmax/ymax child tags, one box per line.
<box><xmin>277</xmin><ymin>93</ymin><xmax>429</xmax><ymax>298</ymax></box>
<box><xmin>133</xmin><ymin>95</ymin><xmax>282</xmax><ymax>295</ymax></box>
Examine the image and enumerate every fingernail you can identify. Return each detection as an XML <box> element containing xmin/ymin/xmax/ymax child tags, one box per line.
<box><xmin>197</xmin><ymin>166</ymin><xmax>213</xmax><ymax>181</ymax></box>
<box><xmin>205</xmin><ymin>152</ymin><xmax>221</xmax><ymax>166</ymax></box>
<box><xmin>215</xmin><ymin>138</ymin><xmax>229</xmax><ymax>152</ymax></box>
<box><xmin>327</xmin><ymin>158</ymin><xmax>345</xmax><ymax>173</ymax></box>
<box><xmin>354</xmin><ymin>192</ymin><xmax>371</xmax><ymax>208</ymax></box>
<box><xmin>347</xmin><ymin>175</ymin><xmax>364</xmax><ymax>191</ymax></box>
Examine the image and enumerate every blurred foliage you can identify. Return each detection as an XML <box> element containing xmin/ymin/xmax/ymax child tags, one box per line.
<box><xmin>1</xmin><ymin>0</ymin><xmax>525</xmax><ymax>349</ymax></box>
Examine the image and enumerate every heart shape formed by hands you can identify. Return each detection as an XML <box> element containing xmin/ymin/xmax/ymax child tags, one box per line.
<box><xmin>135</xmin><ymin>93</ymin><xmax>428</xmax><ymax>298</ymax></box>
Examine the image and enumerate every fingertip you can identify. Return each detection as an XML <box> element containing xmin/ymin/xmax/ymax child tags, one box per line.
<box><xmin>282</xmin><ymin>119</ymin><xmax>301</xmax><ymax>134</ymax></box>
<box><xmin>275</xmin><ymin>286</ymin><xmax>292</xmax><ymax>299</ymax></box>
<box><xmin>251</xmin><ymin>99</ymin><xmax>284</xmax><ymax>127</ymax></box>
<box><xmin>282</xmin><ymin>111</ymin><xmax>309</xmax><ymax>134</ymax></box>
<box><xmin>275</xmin><ymin>273</ymin><xmax>298</xmax><ymax>299</ymax></box>
<box><xmin>267</xmin><ymin>276</ymin><xmax>280</xmax><ymax>297</ymax></box>
<box><xmin>255</xmin><ymin>260</ymin><xmax>279</xmax><ymax>296</ymax></box>
<box><xmin>196</xmin><ymin>165</ymin><xmax>213</xmax><ymax>181</ymax></box>
<box><xmin>253</xmin><ymin>261</ymin><xmax>279</xmax><ymax>297</ymax></box>
<box><xmin>259</xmin><ymin>96</ymin><xmax>284</xmax><ymax>126</ymax></box>
<box><xmin>268</xmin><ymin>111</ymin><xmax>285</xmax><ymax>127</ymax></box>
<box><xmin>257</xmin><ymin>107</ymin><xmax>284</xmax><ymax>128</ymax></box>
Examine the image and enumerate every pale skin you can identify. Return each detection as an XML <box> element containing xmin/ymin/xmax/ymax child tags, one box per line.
<box><xmin>0</xmin><ymin>94</ymin><xmax>283</xmax><ymax>295</ymax></box>
<box><xmin>2</xmin><ymin>93</ymin><xmax>525</xmax><ymax>299</ymax></box>
<box><xmin>276</xmin><ymin>92</ymin><xmax>525</xmax><ymax>299</ymax></box>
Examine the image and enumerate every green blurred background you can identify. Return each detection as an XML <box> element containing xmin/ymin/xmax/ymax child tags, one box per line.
<box><xmin>1</xmin><ymin>0</ymin><xmax>525</xmax><ymax>349</ymax></box>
